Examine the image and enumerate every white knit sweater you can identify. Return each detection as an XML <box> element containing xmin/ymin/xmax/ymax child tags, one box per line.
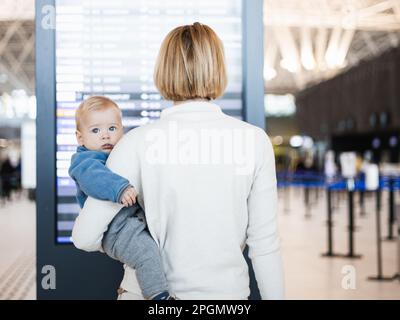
<box><xmin>72</xmin><ymin>101</ymin><xmax>284</xmax><ymax>300</ymax></box>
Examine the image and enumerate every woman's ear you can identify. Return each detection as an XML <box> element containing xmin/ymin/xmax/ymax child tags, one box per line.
<box><xmin>76</xmin><ymin>130</ymin><xmax>84</xmax><ymax>146</ymax></box>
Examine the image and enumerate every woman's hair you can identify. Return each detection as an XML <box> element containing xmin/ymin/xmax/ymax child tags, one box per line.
<box><xmin>75</xmin><ymin>96</ymin><xmax>121</xmax><ymax>130</ymax></box>
<box><xmin>154</xmin><ymin>22</ymin><xmax>227</xmax><ymax>102</ymax></box>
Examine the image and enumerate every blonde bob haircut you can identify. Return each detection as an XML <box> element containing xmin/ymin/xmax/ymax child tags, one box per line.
<box><xmin>75</xmin><ymin>96</ymin><xmax>121</xmax><ymax>130</ymax></box>
<box><xmin>154</xmin><ymin>22</ymin><xmax>228</xmax><ymax>102</ymax></box>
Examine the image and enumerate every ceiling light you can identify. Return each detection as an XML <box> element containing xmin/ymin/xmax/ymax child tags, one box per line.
<box><xmin>280</xmin><ymin>58</ymin><xmax>300</xmax><ymax>73</ymax></box>
<box><xmin>264</xmin><ymin>66</ymin><xmax>277</xmax><ymax>81</ymax></box>
<box><xmin>290</xmin><ymin>135</ymin><xmax>303</xmax><ymax>148</ymax></box>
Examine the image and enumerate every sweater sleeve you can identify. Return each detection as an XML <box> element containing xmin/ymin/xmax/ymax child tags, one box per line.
<box><xmin>72</xmin><ymin>132</ymin><xmax>140</xmax><ymax>252</ymax></box>
<box><xmin>246</xmin><ymin>130</ymin><xmax>285</xmax><ymax>300</ymax></box>
<box><xmin>69</xmin><ymin>154</ymin><xmax>131</xmax><ymax>204</ymax></box>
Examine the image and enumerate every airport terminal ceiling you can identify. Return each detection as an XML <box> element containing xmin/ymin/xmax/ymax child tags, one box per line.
<box><xmin>263</xmin><ymin>0</ymin><xmax>400</xmax><ymax>94</ymax></box>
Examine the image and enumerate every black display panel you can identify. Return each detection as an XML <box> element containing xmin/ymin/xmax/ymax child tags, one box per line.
<box><xmin>55</xmin><ymin>0</ymin><xmax>243</xmax><ymax>243</ymax></box>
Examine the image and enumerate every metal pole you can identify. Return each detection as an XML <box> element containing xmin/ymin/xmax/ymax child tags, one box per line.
<box><xmin>368</xmin><ymin>188</ymin><xmax>392</xmax><ymax>281</ymax></box>
<box><xmin>322</xmin><ymin>187</ymin><xmax>342</xmax><ymax>258</ymax></box>
<box><xmin>376</xmin><ymin>189</ymin><xmax>383</xmax><ymax>277</ymax></box>
<box><xmin>305</xmin><ymin>186</ymin><xmax>311</xmax><ymax>218</ymax></box>
<box><xmin>393</xmin><ymin>196</ymin><xmax>400</xmax><ymax>281</ymax></box>
<box><xmin>359</xmin><ymin>190</ymin><xmax>365</xmax><ymax>216</ymax></box>
<box><xmin>305</xmin><ymin>186</ymin><xmax>309</xmax><ymax>205</ymax></box>
<box><xmin>346</xmin><ymin>178</ymin><xmax>361</xmax><ymax>259</ymax></box>
<box><xmin>387</xmin><ymin>177</ymin><xmax>395</xmax><ymax>240</ymax></box>
<box><xmin>284</xmin><ymin>185</ymin><xmax>290</xmax><ymax>213</ymax></box>
<box><xmin>349</xmin><ymin>187</ymin><xmax>355</xmax><ymax>256</ymax></box>
<box><xmin>395</xmin><ymin>219</ymin><xmax>400</xmax><ymax>282</ymax></box>
<box><xmin>327</xmin><ymin>188</ymin><xmax>333</xmax><ymax>255</ymax></box>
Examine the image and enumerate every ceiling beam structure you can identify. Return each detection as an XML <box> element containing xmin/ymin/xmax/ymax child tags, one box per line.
<box><xmin>264</xmin><ymin>0</ymin><xmax>400</xmax><ymax>94</ymax></box>
<box><xmin>315</xmin><ymin>28</ymin><xmax>328</xmax><ymax>70</ymax></box>
<box><xmin>0</xmin><ymin>20</ymin><xmax>34</xmax><ymax>95</ymax></box>
<box><xmin>390</xmin><ymin>0</ymin><xmax>400</xmax><ymax>21</ymax></box>
<box><xmin>0</xmin><ymin>61</ymin><xmax>30</xmax><ymax>93</ymax></box>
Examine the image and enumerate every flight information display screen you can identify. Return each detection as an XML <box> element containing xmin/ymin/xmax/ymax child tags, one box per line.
<box><xmin>55</xmin><ymin>0</ymin><xmax>243</xmax><ymax>243</ymax></box>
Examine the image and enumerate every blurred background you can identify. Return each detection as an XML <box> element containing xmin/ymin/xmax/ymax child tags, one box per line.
<box><xmin>0</xmin><ymin>0</ymin><xmax>400</xmax><ymax>299</ymax></box>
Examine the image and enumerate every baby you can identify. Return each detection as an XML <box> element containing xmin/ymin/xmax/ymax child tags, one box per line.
<box><xmin>69</xmin><ymin>96</ymin><xmax>174</xmax><ymax>300</ymax></box>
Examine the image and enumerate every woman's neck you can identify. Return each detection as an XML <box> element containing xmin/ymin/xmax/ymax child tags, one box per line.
<box><xmin>173</xmin><ymin>98</ymin><xmax>209</xmax><ymax>106</ymax></box>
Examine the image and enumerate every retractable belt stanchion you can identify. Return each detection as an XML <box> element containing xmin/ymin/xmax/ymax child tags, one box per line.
<box><xmin>304</xmin><ymin>184</ymin><xmax>311</xmax><ymax>219</ymax></box>
<box><xmin>385</xmin><ymin>176</ymin><xmax>396</xmax><ymax>241</ymax></box>
<box><xmin>322</xmin><ymin>180</ymin><xmax>355</xmax><ymax>258</ymax></box>
<box><xmin>390</xmin><ymin>200</ymin><xmax>400</xmax><ymax>282</ymax></box>
<box><xmin>359</xmin><ymin>189</ymin><xmax>366</xmax><ymax>217</ymax></box>
<box><xmin>322</xmin><ymin>186</ymin><xmax>338</xmax><ymax>257</ymax></box>
<box><xmin>315</xmin><ymin>185</ymin><xmax>319</xmax><ymax>203</ymax></box>
<box><xmin>303</xmin><ymin>173</ymin><xmax>324</xmax><ymax>219</ymax></box>
<box><xmin>368</xmin><ymin>187</ymin><xmax>392</xmax><ymax>281</ymax></box>
<box><xmin>284</xmin><ymin>185</ymin><xmax>290</xmax><ymax>213</ymax></box>
<box><xmin>383</xmin><ymin>186</ymin><xmax>400</xmax><ymax>282</ymax></box>
<box><xmin>304</xmin><ymin>184</ymin><xmax>309</xmax><ymax>205</ymax></box>
<box><xmin>346</xmin><ymin>178</ymin><xmax>362</xmax><ymax>259</ymax></box>
<box><xmin>323</xmin><ymin>178</ymin><xmax>362</xmax><ymax>259</ymax></box>
<box><xmin>283</xmin><ymin>172</ymin><xmax>290</xmax><ymax>213</ymax></box>
<box><xmin>322</xmin><ymin>178</ymin><xmax>362</xmax><ymax>259</ymax></box>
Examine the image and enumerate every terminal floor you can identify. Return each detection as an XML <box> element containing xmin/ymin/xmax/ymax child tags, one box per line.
<box><xmin>278</xmin><ymin>187</ymin><xmax>400</xmax><ymax>299</ymax></box>
<box><xmin>0</xmin><ymin>188</ymin><xmax>399</xmax><ymax>300</ymax></box>
<box><xmin>0</xmin><ymin>194</ymin><xmax>35</xmax><ymax>300</ymax></box>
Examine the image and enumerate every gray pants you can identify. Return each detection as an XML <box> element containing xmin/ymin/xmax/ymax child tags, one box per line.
<box><xmin>102</xmin><ymin>204</ymin><xmax>169</xmax><ymax>298</ymax></box>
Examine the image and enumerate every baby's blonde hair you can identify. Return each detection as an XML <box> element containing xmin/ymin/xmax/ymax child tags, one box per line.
<box><xmin>75</xmin><ymin>96</ymin><xmax>121</xmax><ymax>130</ymax></box>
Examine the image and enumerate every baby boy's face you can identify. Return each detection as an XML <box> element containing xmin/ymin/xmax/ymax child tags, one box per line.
<box><xmin>76</xmin><ymin>106</ymin><xmax>124</xmax><ymax>153</ymax></box>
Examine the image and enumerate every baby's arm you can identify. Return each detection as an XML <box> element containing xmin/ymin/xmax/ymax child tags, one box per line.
<box><xmin>72</xmin><ymin>129</ymin><xmax>144</xmax><ymax>252</ymax></box>
<box><xmin>119</xmin><ymin>186</ymin><xmax>137</xmax><ymax>207</ymax></box>
<box><xmin>69</xmin><ymin>154</ymin><xmax>133</xmax><ymax>204</ymax></box>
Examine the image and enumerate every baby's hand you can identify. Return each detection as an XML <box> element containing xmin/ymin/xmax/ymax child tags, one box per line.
<box><xmin>120</xmin><ymin>186</ymin><xmax>137</xmax><ymax>207</ymax></box>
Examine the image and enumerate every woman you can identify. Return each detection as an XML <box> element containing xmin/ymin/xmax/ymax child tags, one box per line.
<box><xmin>72</xmin><ymin>22</ymin><xmax>284</xmax><ymax>300</ymax></box>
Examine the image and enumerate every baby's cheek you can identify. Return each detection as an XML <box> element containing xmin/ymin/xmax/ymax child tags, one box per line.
<box><xmin>114</xmin><ymin>135</ymin><xmax>124</xmax><ymax>145</ymax></box>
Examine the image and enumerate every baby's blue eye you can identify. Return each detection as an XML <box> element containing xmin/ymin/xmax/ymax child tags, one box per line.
<box><xmin>91</xmin><ymin>128</ymin><xmax>99</xmax><ymax>134</ymax></box>
<box><xmin>109</xmin><ymin>126</ymin><xmax>117</xmax><ymax>132</ymax></box>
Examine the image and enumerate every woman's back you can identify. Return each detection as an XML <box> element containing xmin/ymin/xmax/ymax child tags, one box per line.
<box><xmin>122</xmin><ymin>101</ymin><xmax>280</xmax><ymax>299</ymax></box>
